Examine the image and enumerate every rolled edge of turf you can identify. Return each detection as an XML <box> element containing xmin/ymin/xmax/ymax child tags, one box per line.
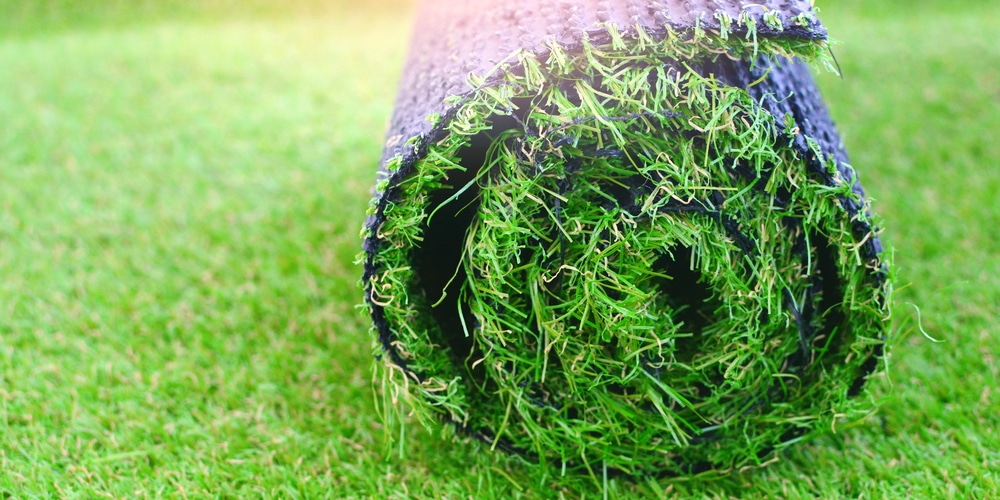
<box><xmin>361</xmin><ymin>0</ymin><xmax>892</xmax><ymax>476</ymax></box>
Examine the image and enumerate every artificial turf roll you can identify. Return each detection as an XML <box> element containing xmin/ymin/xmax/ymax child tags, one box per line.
<box><xmin>361</xmin><ymin>0</ymin><xmax>892</xmax><ymax>476</ymax></box>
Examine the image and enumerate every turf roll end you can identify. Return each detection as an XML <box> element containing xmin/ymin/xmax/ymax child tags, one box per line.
<box><xmin>362</xmin><ymin>0</ymin><xmax>892</xmax><ymax>477</ymax></box>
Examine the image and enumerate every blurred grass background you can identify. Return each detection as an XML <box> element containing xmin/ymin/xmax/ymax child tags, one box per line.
<box><xmin>0</xmin><ymin>0</ymin><xmax>996</xmax><ymax>497</ymax></box>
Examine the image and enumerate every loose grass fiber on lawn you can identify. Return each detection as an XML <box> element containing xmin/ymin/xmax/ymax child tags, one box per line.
<box><xmin>362</xmin><ymin>0</ymin><xmax>892</xmax><ymax>477</ymax></box>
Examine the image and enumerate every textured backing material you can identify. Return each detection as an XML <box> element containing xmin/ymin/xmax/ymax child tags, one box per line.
<box><xmin>380</xmin><ymin>0</ymin><xmax>823</xmax><ymax>167</ymax></box>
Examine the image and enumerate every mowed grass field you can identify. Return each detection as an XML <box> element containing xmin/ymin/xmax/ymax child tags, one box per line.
<box><xmin>0</xmin><ymin>0</ymin><xmax>997</xmax><ymax>497</ymax></box>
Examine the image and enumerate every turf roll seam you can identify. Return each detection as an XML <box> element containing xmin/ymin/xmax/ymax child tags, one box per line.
<box><xmin>361</xmin><ymin>0</ymin><xmax>892</xmax><ymax>477</ymax></box>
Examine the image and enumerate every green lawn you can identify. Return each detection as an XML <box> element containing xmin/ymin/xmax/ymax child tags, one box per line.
<box><xmin>0</xmin><ymin>0</ymin><xmax>996</xmax><ymax>497</ymax></box>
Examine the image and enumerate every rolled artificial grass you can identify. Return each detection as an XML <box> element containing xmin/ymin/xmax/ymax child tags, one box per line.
<box><xmin>361</xmin><ymin>0</ymin><xmax>892</xmax><ymax>476</ymax></box>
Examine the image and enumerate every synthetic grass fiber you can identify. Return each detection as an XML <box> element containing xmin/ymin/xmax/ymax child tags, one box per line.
<box><xmin>3</xmin><ymin>0</ymin><xmax>999</xmax><ymax>496</ymax></box>
<box><xmin>362</xmin><ymin>0</ymin><xmax>892</xmax><ymax>476</ymax></box>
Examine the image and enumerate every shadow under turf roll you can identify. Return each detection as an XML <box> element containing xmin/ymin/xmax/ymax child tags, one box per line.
<box><xmin>362</xmin><ymin>0</ymin><xmax>892</xmax><ymax>476</ymax></box>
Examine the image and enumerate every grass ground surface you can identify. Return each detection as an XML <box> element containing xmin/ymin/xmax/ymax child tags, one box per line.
<box><xmin>0</xmin><ymin>0</ymin><xmax>996</xmax><ymax>497</ymax></box>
